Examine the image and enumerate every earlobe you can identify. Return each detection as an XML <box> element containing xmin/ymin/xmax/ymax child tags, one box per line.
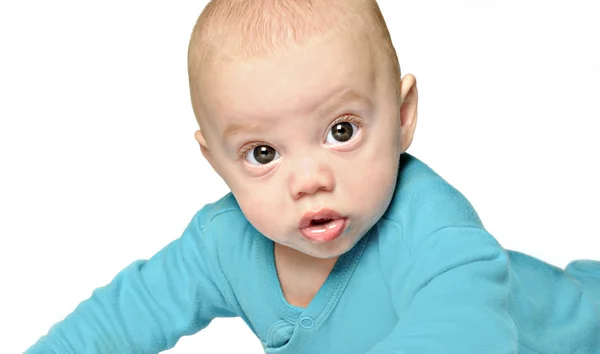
<box><xmin>398</xmin><ymin>74</ymin><xmax>418</xmax><ymax>153</ymax></box>
<box><xmin>194</xmin><ymin>129</ymin><xmax>217</xmax><ymax>171</ymax></box>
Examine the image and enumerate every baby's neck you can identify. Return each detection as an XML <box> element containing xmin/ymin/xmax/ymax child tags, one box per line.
<box><xmin>273</xmin><ymin>243</ymin><xmax>338</xmax><ymax>308</ymax></box>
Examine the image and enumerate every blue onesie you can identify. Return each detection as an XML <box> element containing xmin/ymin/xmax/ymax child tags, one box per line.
<box><xmin>26</xmin><ymin>154</ymin><xmax>600</xmax><ymax>353</ymax></box>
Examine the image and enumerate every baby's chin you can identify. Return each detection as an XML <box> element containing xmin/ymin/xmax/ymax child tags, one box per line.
<box><xmin>278</xmin><ymin>231</ymin><xmax>366</xmax><ymax>260</ymax></box>
<box><xmin>306</xmin><ymin>239</ymin><xmax>363</xmax><ymax>259</ymax></box>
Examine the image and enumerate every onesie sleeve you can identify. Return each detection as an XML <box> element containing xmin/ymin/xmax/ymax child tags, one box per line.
<box><xmin>25</xmin><ymin>210</ymin><xmax>239</xmax><ymax>354</ymax></box>
<box><xmin>367</xmin><ymin>226</ymin><xmax>518</xmax><ymax>354</ymax></box>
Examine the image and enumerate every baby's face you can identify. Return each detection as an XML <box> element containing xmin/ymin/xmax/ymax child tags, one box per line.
<box><xmin>195</xmin><ymin>34</ymin><xmax>410</xmax><ymax>259</ymax></box>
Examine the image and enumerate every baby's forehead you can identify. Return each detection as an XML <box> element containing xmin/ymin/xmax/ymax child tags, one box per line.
<box><xmin>196</xmin><ymin>38</ymin><xmax>380</xmax><ymax>127</ymax></box>
<box><xmin>188</xmin><ymin>0</ymin><xmax>399</xmax><ymax>129</ymax></box>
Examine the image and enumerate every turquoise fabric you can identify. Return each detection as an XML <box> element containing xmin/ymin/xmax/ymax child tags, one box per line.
<box><xmin>26</xmin><ymin>154</ymin><xmax>600</xmax><ymax>353</ymax></box>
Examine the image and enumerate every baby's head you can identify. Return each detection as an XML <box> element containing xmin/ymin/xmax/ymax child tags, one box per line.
<box><xmin>188</xmin><ymin>0</ymin><xmax>418</xmax><ymax>259</ymax></box>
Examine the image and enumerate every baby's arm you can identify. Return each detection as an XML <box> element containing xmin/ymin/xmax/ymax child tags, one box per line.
<box><xmin>25</xmin><ymin>211</ymin><xmax>238</xmax><ymax>353</ymax></box>
<box><xmin>367</xmin><ymin>227</ymin><xmax>517</xmax><ymax>353</ymax></box>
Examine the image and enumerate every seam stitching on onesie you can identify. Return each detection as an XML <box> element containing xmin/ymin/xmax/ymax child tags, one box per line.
<box><xmin>198</xmin><ymin>208</ymin><xmax>243</xmax><ymax>315</ymax></box>
<box><xmin>39</xmin><ymin>338</ymin><xmax>60</xmax><ymax>354</ymax></box>
<box><xmin>413</xmin><ymin>226</ymin><xmax>505</xmax><ymax>294</ymax></box>
<box><xmin>379</xmin><ymin>216</ymin><xmax>411</xmax><ymax>256</ymax></box>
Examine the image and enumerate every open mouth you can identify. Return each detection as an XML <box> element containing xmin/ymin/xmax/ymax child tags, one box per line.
<box><xmin>298</xmin><ymin>208</ymin><xmax>342</xmax><ymax>229</ymax></box>
<box><xmin>299</xmin><ymin>208</ymin><xmax>347</xmax><ymax>243</ymax></box>
<box><xmin>310</xmin><ymin>218</ymin><xmax>334</xmax><ymax>226</ymax></box>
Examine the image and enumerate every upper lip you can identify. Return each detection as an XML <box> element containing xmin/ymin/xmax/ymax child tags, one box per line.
<box><xmin>298</xmin><ymin>208</ymin><xmax>342</xmax><ymax>229</ymax></box>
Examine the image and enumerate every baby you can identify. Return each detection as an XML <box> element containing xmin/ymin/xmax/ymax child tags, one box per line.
<box><xmin>26</xmin><ymin>0</ymin><xmax>600</xmax><ymax>353</ymax></box>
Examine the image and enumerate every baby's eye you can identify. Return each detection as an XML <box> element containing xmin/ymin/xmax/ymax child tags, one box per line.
<box><xmin>325</xmin><ymin>121</ymin><xmax>358</xmax><ymax>144</ymax></box>
<box><xmin>245</xmin><ymin>145</ymin><xmax>280</xmax><ymax>165</ymax></box>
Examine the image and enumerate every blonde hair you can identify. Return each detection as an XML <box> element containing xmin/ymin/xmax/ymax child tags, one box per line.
<box><xmin>188</xmin><ymin>0</ymin><xmax>400</xmax><ymax>124</ymax></box>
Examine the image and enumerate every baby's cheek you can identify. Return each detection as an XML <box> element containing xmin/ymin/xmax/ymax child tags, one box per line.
<box><xmin>237</xmin><ymin>188</ymin><xmax>285</xmax><ymax>237</ymax></box>
<box><xmin>352</xmin><ymin>157</ymin><xmax>397</xmax><ymax>213</ymax></box>
<box><xmin>240</xmin><ymin>198</ymin><xmax>266</xmax><ymax>228</ymax></box>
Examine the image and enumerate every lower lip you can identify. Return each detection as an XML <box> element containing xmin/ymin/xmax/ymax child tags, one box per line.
<box><xmin>299</xmin><ymin>218</ymin><xmax>347</xmax><ymax>243</ymax></box>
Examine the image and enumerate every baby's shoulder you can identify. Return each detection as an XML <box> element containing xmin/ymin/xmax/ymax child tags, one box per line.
<box><xmin>183</xmin><ymin>193</ymin><xmax>260</xmax><ymax>278</ymax></box>
<box><xmin>372</xmin><ymin>156</ymin><xmax>503</xmax><ymax>290</ymax></box>
<box><xmin>193</xmin><ymin>193</ymin><xmax>243</xmax><ymax>224</ymax></box>
<box><xmin>379</xmin><ymin>154</ymin><xmax>486</xmax><ymax>252</ymax></box>
<box><xmin>187</xmin><ymin>193</ymin><xmax>253</xmax><ymax>247</ymax></box>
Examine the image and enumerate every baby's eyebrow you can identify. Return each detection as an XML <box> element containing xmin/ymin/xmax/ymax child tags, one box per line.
<box><xmin>317</xmin><ymin>89</ymin><xmax>372</xmax><ymax>117</ymax></box>
<box><xmin>222</xmin><ymin>122</ymin><xmax>265</xmax><ymax>141</ymax></box>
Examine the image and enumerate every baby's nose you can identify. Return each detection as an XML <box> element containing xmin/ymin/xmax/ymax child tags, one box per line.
<box><xmin>288</xmin><ymin>157</ymin><xmax>335</xmax><ymax>200</ymax></box>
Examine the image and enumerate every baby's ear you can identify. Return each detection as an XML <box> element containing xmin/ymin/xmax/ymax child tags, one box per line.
<box><xmin>399</xmin><ymin>74</ymin><xmax>418</xmax><ymax>152</ymax></box>
<box><xmin>194</xmin><ymin>130</ymin><xmax>218</xmax><ymax>171</ymax></box>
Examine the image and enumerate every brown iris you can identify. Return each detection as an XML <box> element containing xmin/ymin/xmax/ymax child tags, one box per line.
<box><xmin>331</xmin><ymin>122</ymin><xmax>353</xmax><ymax>142</ymax></box>
<box><xmin>253</xmin><ymin>145</ymin><xmax>277</xmax><ymax>164</ymax></box>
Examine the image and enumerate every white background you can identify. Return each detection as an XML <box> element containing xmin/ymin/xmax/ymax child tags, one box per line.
<box><xmin>1</xmin><ymin>0</ymin><xmax>599</xmax><ymax>353</ymax></box>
